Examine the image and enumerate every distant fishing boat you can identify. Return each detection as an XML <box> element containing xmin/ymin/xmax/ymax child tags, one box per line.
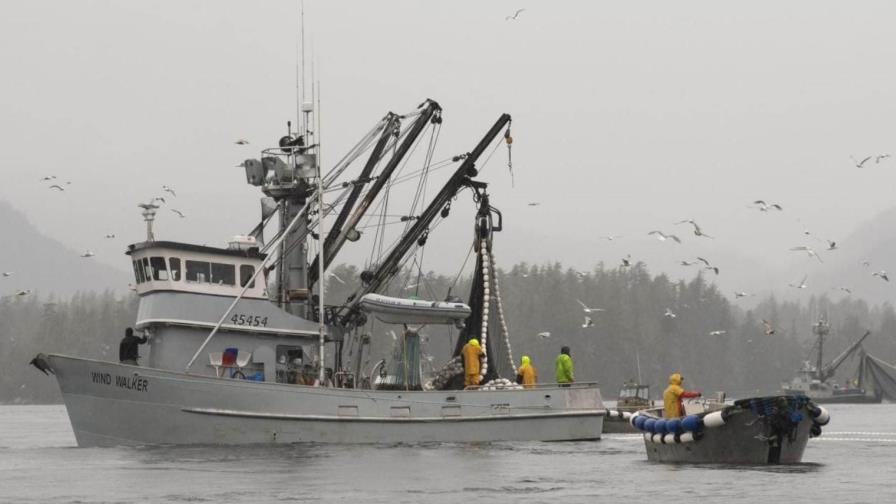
<box><xmin>630</xmin><ymin>395</ymin><xmax>830</xmax><ymax>464</ymax></box>
<box><xmin>602</xmin><ymin>380</ymin><xmax>652</xmax><ymax>434</ymax></box>
<box><xmin>781</xmin><ymin>319</ymin><xmax>880</xmax><ymax>404</ymax></box>
<box><xmin>31</xmin><ymin>98</ymin><xmax>605</xmax><ymax>446</ymax></box>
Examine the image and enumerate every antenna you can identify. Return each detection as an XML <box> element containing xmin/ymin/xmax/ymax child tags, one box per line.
<box><xmin>296</xmin><ymin>0</ymin><xmax>305</xmax><ymax>129</ymax></box>
<box><xmin>635</xmin><ymin>348</ymin><xmax>642</xmax><ymax>384</ymax></box>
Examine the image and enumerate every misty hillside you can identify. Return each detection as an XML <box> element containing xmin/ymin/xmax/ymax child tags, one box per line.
<box><xmin>815</xmin><ymin>206</ymin><xmax>896</xmax><ymax>305</ymax></box>
<box><xmin>0</xmin><ymin>200</ymin><xmax>130</xmax><ymax>298</ymax></box>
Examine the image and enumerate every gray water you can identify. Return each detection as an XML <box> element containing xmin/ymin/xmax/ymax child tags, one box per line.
<box><xmin>1</xmin><ymin>404</ymin><xmax>894</xmax><ymax>503</ymax></box>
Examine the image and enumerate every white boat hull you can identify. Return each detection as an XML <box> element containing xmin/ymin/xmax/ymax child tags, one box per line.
<box><xmin>45</xmin><ymin>354</ymin><xmax>604</xmax><ymax>446</ymax></box>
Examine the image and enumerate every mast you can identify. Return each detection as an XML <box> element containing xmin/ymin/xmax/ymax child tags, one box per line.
<box><xmin>813</xmin><ymin>318</ymin><xmax>828</xmax><ymax>377</ymax></box>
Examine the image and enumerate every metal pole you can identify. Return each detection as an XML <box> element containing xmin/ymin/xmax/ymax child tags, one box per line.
<box><xmin>184</xmin><ymin>197</ymin><xmax>314</xmax><ymax>373</ymax></box>
<box><xmin>317</xmin><ymin>168</ymin><xmax>326</xmax><ymax>385</ymax></box>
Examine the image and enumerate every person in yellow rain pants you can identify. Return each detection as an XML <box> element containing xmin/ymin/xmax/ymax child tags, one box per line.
<box><xmin>462</xmin><ymin>338</ymin><xmax>483</xmax><ymax>386</ymax></box>
<box><xmin>516</xmin><ymin>355</ymin><xmax>537</xmax><ymax>388</ymax></box>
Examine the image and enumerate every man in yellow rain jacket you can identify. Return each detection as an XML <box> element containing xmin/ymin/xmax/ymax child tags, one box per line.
<box><xmin>462</xmin><ymin>338</ymin><xmax>483</xmax><ymax>386</ymax></box>
<box><xmin>517</xmin><ymin>355</ymin><xmax>537</xmax><ymax>388</ymax></box>
<box><xmin>663</xmin><ymin>372</ymin><xmax>701</xmax><ymax>418</ymax></box>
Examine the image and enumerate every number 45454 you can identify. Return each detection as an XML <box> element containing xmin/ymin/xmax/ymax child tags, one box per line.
<box><xmin>230</xmin><ymin>314</ymin><xmax>268</xmax><ymax>327</ymax></box>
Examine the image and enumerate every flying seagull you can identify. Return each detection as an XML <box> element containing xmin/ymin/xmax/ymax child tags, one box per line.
<box><xmin>582</xmin><ymin>316</ymin><xmax>595</xmax><ymax>328</ymax></box>
<box><xmin>752</xmin><ymin>200</ymin><xmax>783</xmax><ymax>212</ymax></box>
<box><xmin>48</xmin><ymin>184</ymin><xmax>64</xmax><ymax>191</ymax></box>
<box><xmin>851</xmin><ymin>155</ymin><xmax>872</xmax><ymax>168</ymax></box>
<box><xmin>621</xmin><ymin>254</ymin><xmax>632</xmax><ymax>268</ymax></box>
<box><xmin>80</xmin><ymin>250</ymin><xmax>95</xmax><ymax>258</ymax></box>
<box><xmin>39</xmin><ymin>175</ymin><xmax>56</xmax><ymax>181</ymax></box>
<box><xmin>162</xmin><ymin>185</ymin><xmax>176</xmax><ymax>197</ymax></box>
<box><xmin>537</xmin><ymin>331</ymin><xmax>552</xmax><ymax>340</ymax></box>
<box><xmin>837</xmin><ymin>286</ymin><xmax>853</xmax><ymax>295</ymax></box>
<box><xmin>600</xmin><ymin>235</ymin><xmax>622</xmax><ymax>241</ymax></box>
<box><xmin>676</xmin><ymin>219</ymin><xmax>713</xmax><ymax>238</ymax></box>
<box><xmin>664</xmin><ymin>308</ymin><xmax>677</xmax><ymax>319</ymax></box>
<box><xmin>648</xmin><ymin>230</ymin><xmax>682</xmax><ymax>243</ymax></box>
<box><xmin>862</xmin><ymin>260</ymin><xmax>871</xmax><ymax>268</ymax></box>
<box><xmin>104</xmin><ymin>234</ymin><xmax>116</xmax><ymax>239</ymax></box>
<box><xmin>709</xmin><ymin>330</ymin><xmax>727</xmax><ymax>336</ymax></box>
<box><xmin>527</xmin><ymin>202</ymin><xmax>541</xmax><ymax>206</ymax></box>
<box><xmin>151</xmin><ymin>196</ymin><xmax>166</xmax><ymax>205</ymax></box>
<box><xmin>680</xmin><ymin>260</ymin><xmax>699</xmax><ymax>266</ymax></box>
<box><xmin>788</xmin><ymin>275</ymin><xmax>808</xmax><ymax>289</ymax></box>
<box><xmin>2</xmin><ymin>272</ymin><xmax>12</xmax><ymax>277</ymax></box>
<box><xmin>825</xmin><ymin>240</ymin><xmax>838</xmax><ymax>251</ymax></box>
<box><xmin>876</xmin><ymin>154</ymin><xmax>891</xmax><ymax>164</ymax></box>
<box><xmin>16</xmin><ymin>289</ymin><xmax>32</xmax><ymax>297</ymax></box>
<box><xmin>734</xmin><ymin>291</ymin><xmax>752</xmax><ymax>299</ymax></box>
<box><xmin>872</xmin><ymin>270</ymin><xmax>889</xmax><ymax>282</ymax></box>
<box><xmin>577</xmin><ymin>300</ymin><xmax>605</xmax><ymax>314</ymax></box>
<box><xmin>790</xmin><ymin>246</ymin><xmax>823</xmax><ymax>263</ymax></box>
<box><xmin>326</xmin><ymin>271</ymin><xmax>345</xmax><ymax>284</ymax></box>
<box><xmin>235</xmin><ymin>139</ymin><xmax>250</xmax><ymax>145</ymax></box>
<box><xmin>762</xmin><ymin>319</ymin><xmax>776</xmax><ymax>335</ymax></box>
<box><xmin>505</xmin><ymin>8</ymin><xmax>525</xmax><ymax>20</ymax></box>
<box><xmin>170</xmin><ymin>209</ymin><xmax>186</xmax><ymax>218</ymax></box>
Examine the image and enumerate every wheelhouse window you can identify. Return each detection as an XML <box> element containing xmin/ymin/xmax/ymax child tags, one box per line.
<box><xmin>240</xmin><ymin>265</ymin><xmax>255</xmax><ymax>288</ymax></box>
<box><xmin>141</xmin><ymin>258</ymin><xmax>151</xmax><ymax>282</ymax></box>
<box><xmin>133</xmin><ymin>260</ymin><xmax>145</xmax><ymax>283</ymax></box>
<box><xmin>169</xmin><ymin>257</ymin><xmax>181</xmax><ymax>281</ymax></box>
<box><xmin>150</xmin><ymin>257</ymin><xmax>169</xmax><ymax>281</ymax></box>
<box><xmin>186</xmin><ymin>260</ymin><xmax>211</xmax><ymax>283</ymax></box>
<box><xmin>211</xmin><ymin>263</ymin><xmax>236</xmax><ymax>285</ymax></box>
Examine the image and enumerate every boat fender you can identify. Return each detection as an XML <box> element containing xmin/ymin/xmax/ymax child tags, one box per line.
<box><xmin>810</xmin><ymin>423</ymin><xmax>822</xmax><ymax>437</ymax></box>
<box><xmin>703</xmin><ymin>410</ymin><xmax>727</xmax><ymax>428</ymax></box>
<box><xmin>681</xmin><ymin>414</ymin><xmax>702</xmax><ymax>432</ymax></box>
<box><xmin>678</xmin><ymin>431</ymin><xmax>696</xmax><ymax>443</ymax></box>
<box><xmin>643</xmin><ymin>433</ymin><xmax>652</xmax><ymax>442</ymax></box>
<box><xmin>622</xmin><ymin>411</ymin><xmax>632</xmax><ymax>421</ymax></box>
<box><xmin>634</xmin><ymin>415</ymin><xmax>648</xmax><ymax>430</ymax></box>
<box><xmin>653</xmin><ymin>419</ymin><xmax>667</xmax><ymax>435</ymax></box>
<box><xmin>661</xmin><ymin>433</ymin><xmax>675</xmax><ymax>444</ymax></box>
<box><xmin>651</xmin><ymin>433</ymin><xmax>662</xmax><ymax>444</ymax></box>
<box><xmin>644</xmin><ymin>418</ymin><xmax>657</xmax><ymax>433</ymax></box>
<box><xmin>665</xmin><ymin>418</ymin><xmax>682</xmax><ymax>435</ymax></box>
<box><xmin>808</xmin><ymin>405</ymin><xmax>830</xmax><ymax>426</ymax></box>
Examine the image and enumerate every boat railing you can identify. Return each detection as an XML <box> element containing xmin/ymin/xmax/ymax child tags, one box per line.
<box><xmin>463</xmin><ymin>381</ymin><xmax>600</xmax><ymax>391</ymax></box>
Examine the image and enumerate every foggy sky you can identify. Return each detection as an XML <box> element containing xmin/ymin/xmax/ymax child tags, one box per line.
<box><xmin>3</xmin><ymin>1</ymin><xmax>896</xmax><ymax>302</ymax></box>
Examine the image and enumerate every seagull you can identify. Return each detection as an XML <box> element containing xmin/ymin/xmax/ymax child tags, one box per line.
<box><xmin>709</xmin><ymin>330</ymin><xmax>727</xmax><ymax>336</ymax></box>
<box><xmin>235</xmin><ymin>139</ymin><xmax>250</xmax><ymax>145</ymax></box>
<box><xmin>104</xmin><ymin>234</ymin><xmax>116</xmax><ymax>239</ymax></box>
<box><xmin>825</xmin><ymin>240</ymin><xmax>838</xmax><ymax>251</ymax></box>
<box><xmin>326</xmin><ymin>271</ymin><xmax>345</xmax><ymax>284</ymax></box>
<box><xmin>2</xmin><ymin>272</ymin><xmax>12</xmax><ymax>277</ymax></box>
<box><xmin>15</xmin><ymin>289</ymin><xmax>32</xmax><ymax>297</ymax></box>
<box><xmin>762</xmin><ymin>319</ymin><xmax>776</xmax><ymax>335</ymax></box>
<box><xmin>836</xmin><ymin>286</ymin><xmax>853</xmax><ymax>295</ymax></box>
<box><xmin>664</xmin><ymin>308</ymin><xmax>677</xmax><ymax>319</ymax></box>
<box><xmin>752</xmin><ymin>200</ymin><xmax>783</xmax><ymax>212</ymax></box>
<box><xmin>788</xmin><ymin>274</ymin><xmax>808</xmax><ymax>289</ymax></box>
<box><xmin>789</xmin><ymin>246</ymin><xmax>823</xmax><ymax>263</ymax></box>
<box><xmin>152</xmin><ymin>196</ymin><xmax>166</xmax><ymax>205</ymax></box>
<box><xmin>170</xmin><ymin>209</ymin><xmax>186</xmax><ymax>218</ymax></box>
<box><xmin>80</xmin><ymin>250</ymin><xmax>95</xmax><ymax>258</ymax></box>
<box><xmin>648</xmin><ymin>230</ymin><xmax>682</xmax><ymax>243</ymax></box>
<box><xmin>162</xmin><ymin>185</ymin><xmax>176</xmax><ymax>197</ymax></box>
<box><xmin>734</xmin><ymin>291</ymin><xmax>752</xmax><ymax>299</ymax></box>
<box><xmin>704</xmin><ymin>266</ymin><xmax>720</xmax><ymax>275</ymax></box>
<box><xmin>680</xmin><ymin>260</ymin><xmax>699</xmax><ymax>266</ymax></box>
<box><xmin>527</xmin><ymin>202</ymin><xmax>541</xmax><ymax>206</ymax></box>
<box><xmin>39</xmin><ymin>175</ymin><xmax>56</xmax><ymax>181</ymax></box>
<box><xmin>872</xmin><ymin>271</ymin><xmax>889</xmax><ymax>282</ymax></box>
<box><xmin>403</xmin><ymin>283</ymin><xmax>420</xmax><ymax>291</ymax></box>
<box><xmin>621</xmin><ymin>255</ymin><xmax>632</xmax><ymax>268</ymax></box>
<box><xmin>862</xmin><ymin>260</ymin><xmax>871</xmax><ymax>268</ymax></box>
<box><xmin>537</xmin><ymin>331</ymin><xmax>552</xmax><ymax>340</ymax></box>
<box><xmin>48</xmin><ymin>184</ymin><xmax>64</xmax><ymax>191</ymax></box>
<box><xmin>389</xmin><ymin>330</ymin><xmax>398</xmax><ymax>341</ymax></box>
<box><xmin>600</xmin><ymin>235</ymin><xmax>622</xmax><ymax>241</ymax></box>
<box><xmin>851</xmin><ymin>155</ymin><xmax>872</xmax><ymax>168</ymax></box>
<box><xmin>876</xmin><ymin>154</ymin><xmax>891</xmax><ymax>164</ymax></box>
<box><xmin>676</xmin><ymin>219</ymin><xmax>713</xmax><ymax>239</ymax></box>
<box><xmin>505</xmin><ymin>8</ymin><xmax>525</xmax><ymax>20</ymax></box>
<box><xmin>582</xmin><ymin>316</ymin><xmax>595</xmax><ymax>328</ymax></box>
<box><xmin>577</xmin><ymin>300</ymin><xmax>605</xmax><ymax>314</ymax></box>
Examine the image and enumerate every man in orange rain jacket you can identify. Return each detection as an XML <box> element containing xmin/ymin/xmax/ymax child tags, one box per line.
<box><xmin>663</xmin><ymin>372</ymin><xmax>701</xmax><ymax>418</ymax></box>
<box><xmin>516</xmin><ymin>355</ymin><xmax>537</xmax><ymax>388</ymax></box>
<box><xmin>462</xmin><ymin>338</ymin><xmax>484</xmax><ymax>386</ymax></box>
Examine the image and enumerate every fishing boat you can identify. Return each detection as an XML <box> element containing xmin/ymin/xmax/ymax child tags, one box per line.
<box><xmin>630</xmin><ymin>395</ymin><xmax>830</xmax><ymax>464</ymax></box>
<box><xmin>30</xmin><ymin>98</ymin><xmax>605</xmax><ymax>446</ymax></box>
<box><xmin>602</xmin><ymin>380</ymin><xmax>652</xmax><ymax>434</ymax></box>
<box><xmin>781</xmin><ymin>319</ymin><xmax>881</xmax><ymax>404</ymax></box>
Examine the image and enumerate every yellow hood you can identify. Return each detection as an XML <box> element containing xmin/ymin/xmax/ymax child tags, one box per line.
<box><xmin>668</xmin><ymin>372</ymin><xmax>682</xmax><ymax>386</ymax></box>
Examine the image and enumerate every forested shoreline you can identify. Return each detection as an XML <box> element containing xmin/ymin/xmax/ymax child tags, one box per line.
<box><xmin>3</xmin><ymin>262</ymin><xmax>895</xmax><ymax>403</ymax></box>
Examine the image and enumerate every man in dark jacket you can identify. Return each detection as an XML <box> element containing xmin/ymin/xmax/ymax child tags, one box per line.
<box><xmin>119</xmin><ymin>327</ymin><xmax>148</xmax><ymax>365</ymax></box>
